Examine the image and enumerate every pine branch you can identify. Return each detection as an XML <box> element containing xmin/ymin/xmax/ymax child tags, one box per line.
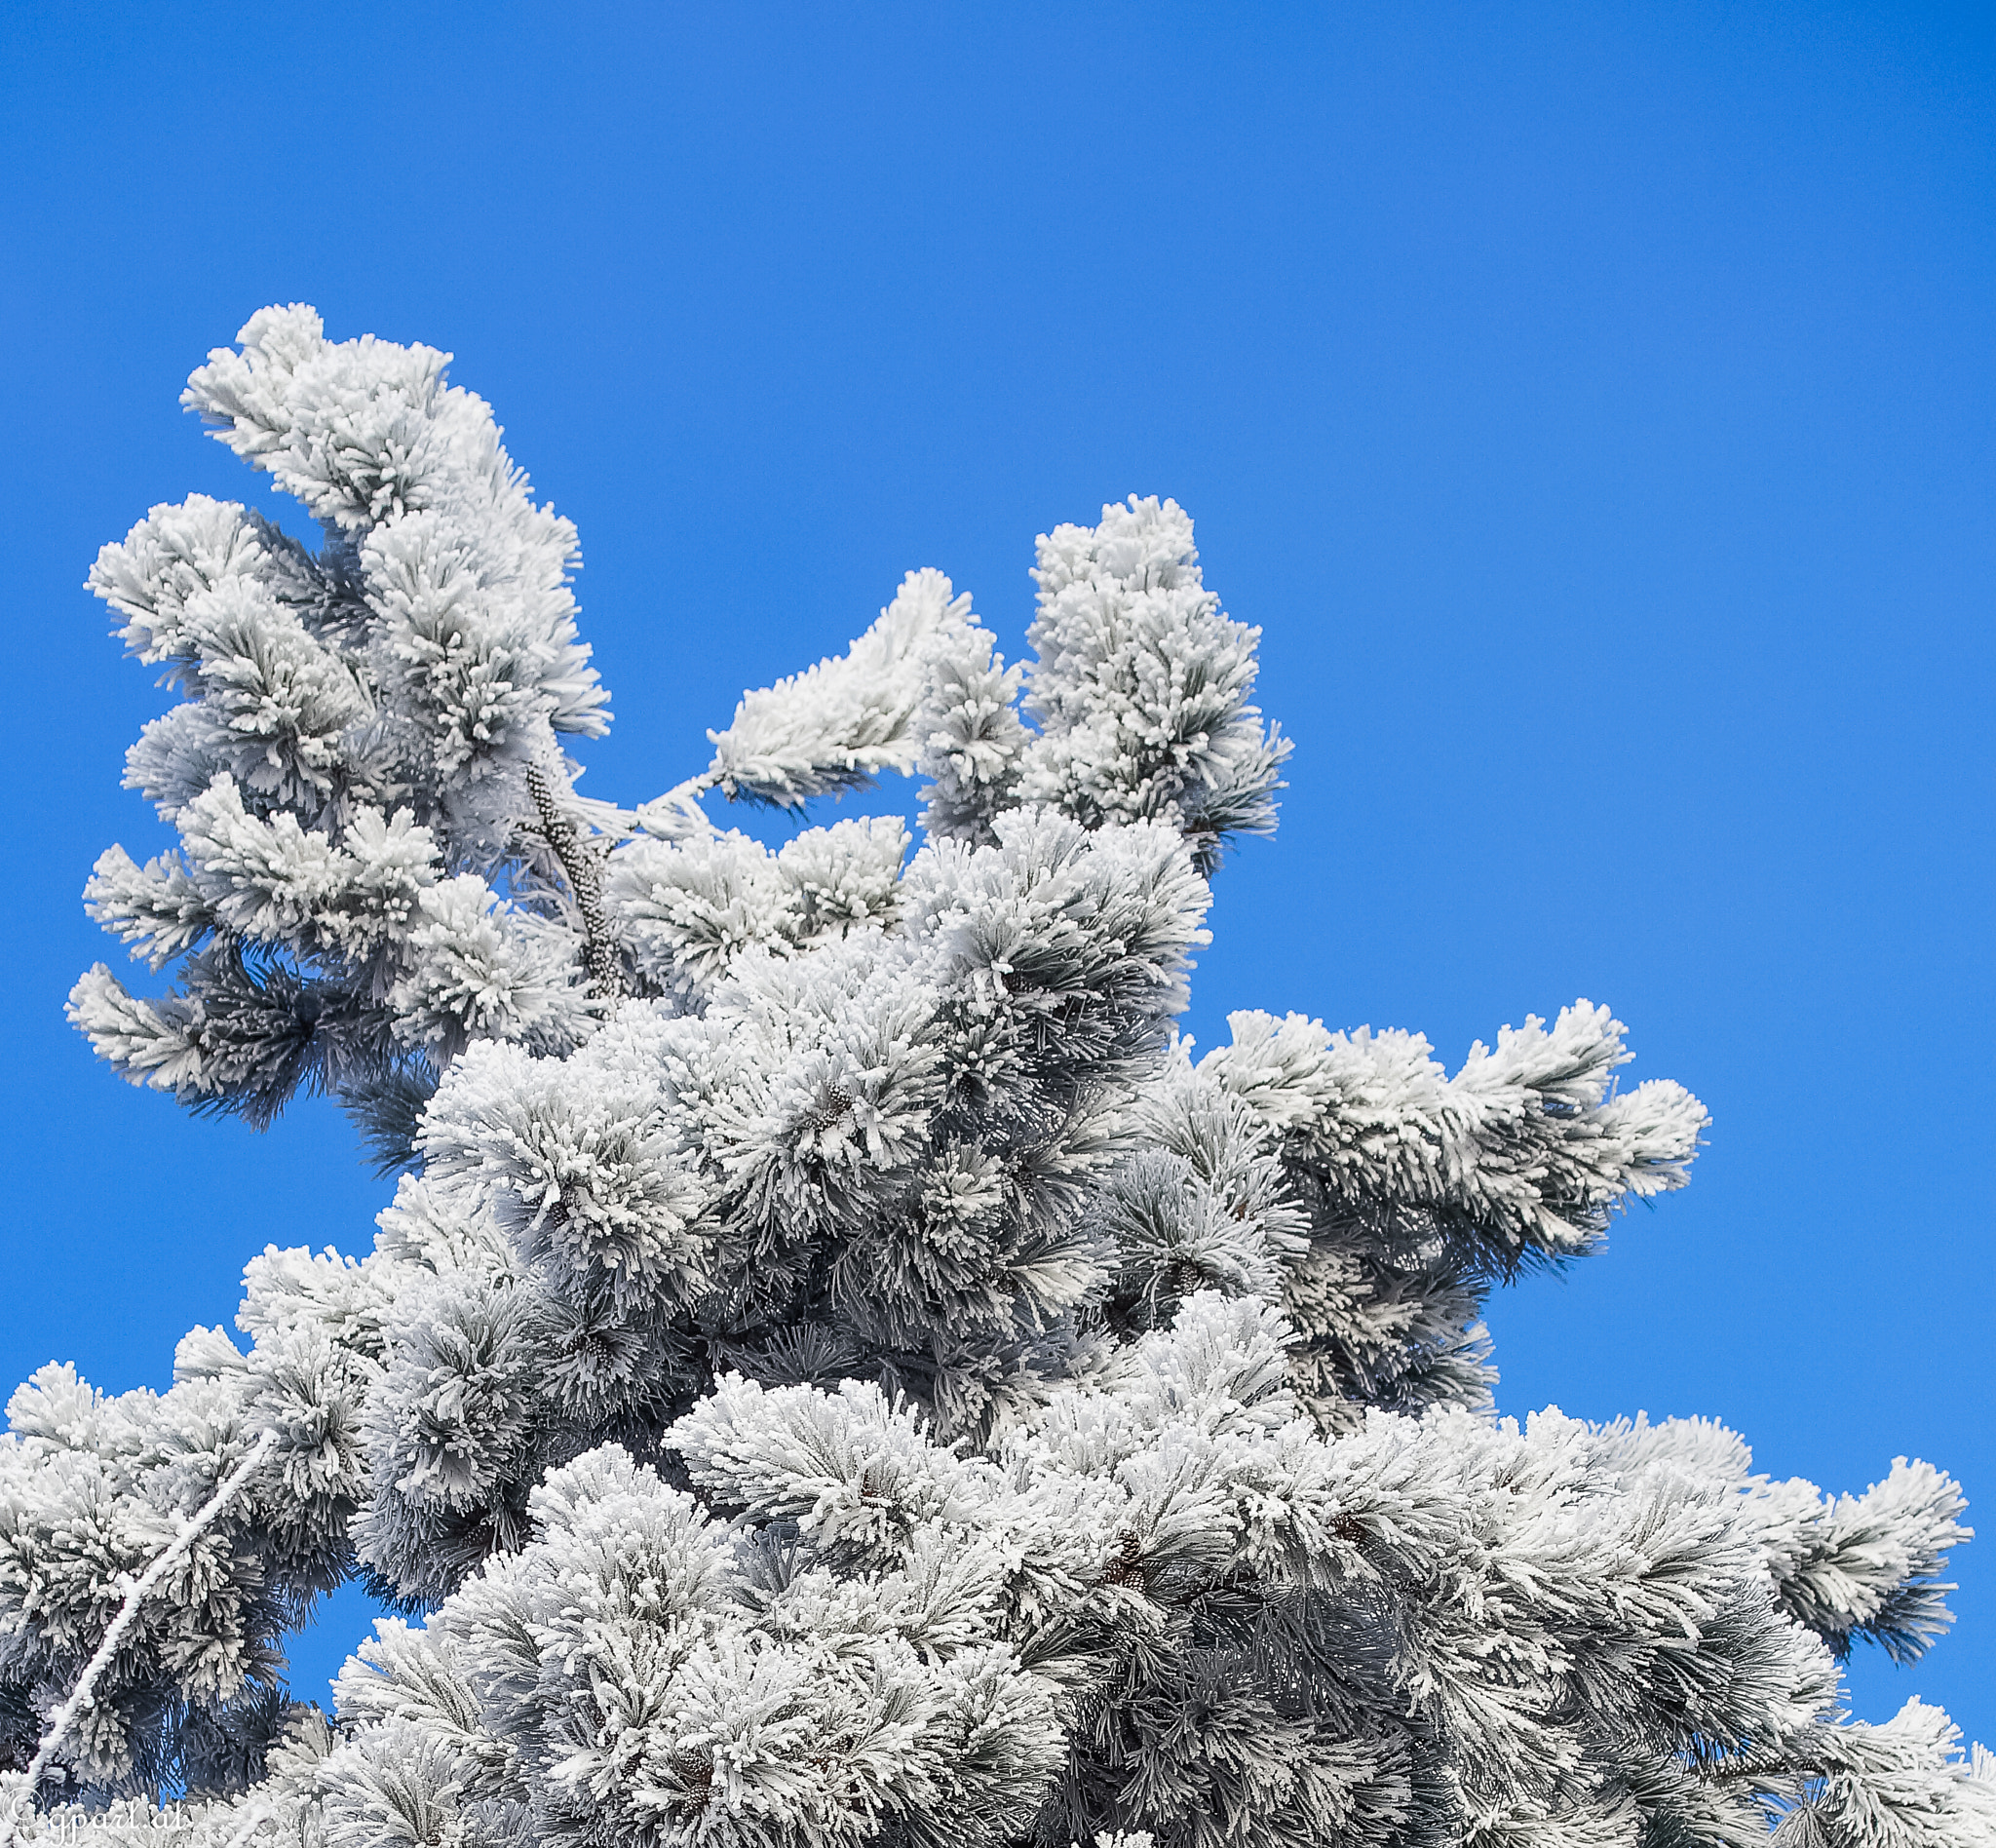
<box><xmin>525</xmin><ymin>756</ymin><xmax>623</xmax><ymax>999</ymax></box>
<box><xmin>19</xmin><ymin>1431</ymin><xmax>276</xmax><ymax>1800</ymax></box>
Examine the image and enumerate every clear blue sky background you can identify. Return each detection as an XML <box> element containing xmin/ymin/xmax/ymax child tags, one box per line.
<box><xmin>3</xmin><ymin>0</ymin><xmax>1990</xmax><ymax>1746</ymax></box>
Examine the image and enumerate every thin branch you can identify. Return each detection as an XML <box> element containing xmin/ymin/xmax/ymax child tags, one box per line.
<box><xmin>525</xmin><ymin>757</ymin><xmax>624</xmax><ymax>999</ymax></box>
<box><xmin>632</xmin><ymin>773</ymin><xmax>719</xmax><ymax>837</ymax></box>
<box><xmin>22</xmin><ymin>1430</ymin><xmax>277</xmax><ymax>1799</ymax></box>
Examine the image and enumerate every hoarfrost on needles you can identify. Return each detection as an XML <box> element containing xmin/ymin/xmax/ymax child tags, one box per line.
<box><xmin>0</xmin><ymin>309</ymin><xmax>1981</xmax><ymax>1848</ymax></box>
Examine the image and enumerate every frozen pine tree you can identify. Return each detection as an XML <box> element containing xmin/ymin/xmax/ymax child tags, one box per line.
<box><xmin>1</xmin><ymin>307</ymin><xmax>1987</xmax><ymax>1848</ymax></box>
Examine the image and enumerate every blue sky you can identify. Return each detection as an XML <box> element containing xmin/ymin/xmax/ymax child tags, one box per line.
<box><xmin>2</xmin><ymin>0</ymin><xmax>1990</xmax><ymax>1742</ymax></box>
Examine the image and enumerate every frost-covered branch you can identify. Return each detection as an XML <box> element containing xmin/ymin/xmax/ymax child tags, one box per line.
<box><xmin>1204</xmin><ymin>1000</ymin><xmax>1708</xmax><ymax>1425</ymax></box>
<box><xmin>21</xmin><ymin>1434</ymin><xmax>276</xmax><ymax>1800</ymax></box>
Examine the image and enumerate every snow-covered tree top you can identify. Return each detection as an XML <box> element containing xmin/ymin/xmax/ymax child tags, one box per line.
<box><xmin>3</xmin><ymin>310</ymin><xmax>1979</xmax><ymax>1848</ymax></box>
